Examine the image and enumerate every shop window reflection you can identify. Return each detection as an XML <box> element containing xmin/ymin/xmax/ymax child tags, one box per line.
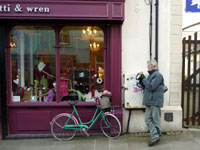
<box><xmin>10</xmin><ymin>26</ymin><xmax>56</xmax><ymax>103</ymax></box>
<box><xmin>60</xmin><ymin>26</ymin><xmax>104</xmax><ymax>102</ymax></box>
<box><xmin>10</xmin><ymin>25</ymin><xmax>104</xmax><ymax>103</ymax></box>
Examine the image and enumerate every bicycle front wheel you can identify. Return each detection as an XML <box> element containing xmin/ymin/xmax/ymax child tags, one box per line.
<box><xmin>100</xmin><ymin>113</ymin><xmax>121</xmax><ymax>138</ymax></box>
<box><xmin>51</xmin><ymin>114</ymin><xmax>77</xmax><ymax>141</ymax></box>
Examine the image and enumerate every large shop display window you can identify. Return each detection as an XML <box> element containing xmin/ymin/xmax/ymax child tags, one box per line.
<box><xmin>10</xmin><ymin>25</ymin><xmax>104</xmax><ymax>103</ymax></box>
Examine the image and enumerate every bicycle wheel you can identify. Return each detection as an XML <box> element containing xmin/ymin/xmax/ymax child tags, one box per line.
<box><xmin>51</xmin><ymin>114</ymin><xmax>77</xmax><ymax>141</ymax></box>
<box><xmin>100</xmin><ymin>113</ymin><xmax>121</xmax><ymax>138</ymax></box>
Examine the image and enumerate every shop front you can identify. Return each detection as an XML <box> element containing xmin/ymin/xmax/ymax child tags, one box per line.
<box><xmin>0</xmin><ymin>0</ymin><xmax>124</xmax><ymax>137</ymax></box>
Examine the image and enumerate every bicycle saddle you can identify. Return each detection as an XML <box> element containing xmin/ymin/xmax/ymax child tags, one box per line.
<box><xmin>68</xmin><ymin>101</ymin><xmax>79</xmax><ymax>106</ymax></box>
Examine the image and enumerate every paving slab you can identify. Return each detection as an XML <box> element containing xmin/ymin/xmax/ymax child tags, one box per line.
<box><xmin>0</xmin><ymin>130</ymin><xmax>200</xmax><ymax>150</ymax></box>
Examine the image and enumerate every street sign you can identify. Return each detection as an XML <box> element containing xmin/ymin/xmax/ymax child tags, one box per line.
<box><xmin>186</xmin><ymin>0</ymin><xmax>200</xmax><ymax>12</ymax></box>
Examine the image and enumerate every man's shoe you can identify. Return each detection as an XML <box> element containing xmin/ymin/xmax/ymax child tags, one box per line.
<box><xmin>148</xmin><ymin>137</ymin><xmax>160</xmax><ymax>146</ymax></box>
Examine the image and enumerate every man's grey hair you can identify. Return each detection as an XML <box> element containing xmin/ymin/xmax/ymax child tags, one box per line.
<box><xmin>147</xmin><ymin>59</ymin><xmax>158</xmax><ymax>70</ymax></box>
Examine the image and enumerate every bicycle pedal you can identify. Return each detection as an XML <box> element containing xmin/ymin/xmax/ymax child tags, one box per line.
<box><xmin>82</xmin><ymin>128</ymin><xmax>89</xmax><ymax>137</ymax></box>
<box><xmin>84</xmin><ymin>132</ymin><xmax>90</xmax><ymax>137</ymax></box>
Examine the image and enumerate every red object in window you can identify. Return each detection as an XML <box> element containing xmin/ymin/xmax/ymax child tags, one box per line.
<box><xmin>60</xmin><ymin>76</ymin><xmax>68</xmax><ymax>97</ymax></box>
<box><xmin>90</xmin><ymin>83</ymin><xmax>95</xmax><ymax>96</ymax></box>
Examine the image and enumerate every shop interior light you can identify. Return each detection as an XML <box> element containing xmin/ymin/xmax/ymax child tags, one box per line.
<box><xmin>93</xmin><ymin>29</ymin><xmax>97</xmax><ymax>34</ymax></box>
<box><xmin>82</xmin><ymin>26</ymin><xmax>100</xmax><ymax>52</ymax></box>
<box><xmin>10</xmin><ymin>34</ymin><xmax>17</xmax><ymax>48</ymax></box>
<box><xmin>82</xmin><ymin>29</ymin><xmax>86</xmax><ymax>34</ymax></box>
<box><xmin>82</xmin><ymin>26</ymin><xmax>97</xmax><ymax>35</ymax></box>
<box><xmin>90</xmin><ymin>40</ymin><xmax>100</xmax><ymax>52</ymax></box>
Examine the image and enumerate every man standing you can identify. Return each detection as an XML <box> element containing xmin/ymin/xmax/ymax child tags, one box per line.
<box><xmin>139</xmin><ymin>59</ymin><xmax>164</xmax><ymax>146</ymax></box>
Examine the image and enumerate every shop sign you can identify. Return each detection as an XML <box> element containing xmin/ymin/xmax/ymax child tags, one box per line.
<box><xmin>0</xmin><ymin>2</ymin><xmax>124</xmax><ymax>20</ymax></box>
<box><xmin>0</xmin><ymin>4</ymin><xmax>50</xmax><ymax>13</ymax></box>
<box><xmin>186</xmin><ymin>0</ymin><xmax>200</xmax><ymax>12</ymax></box>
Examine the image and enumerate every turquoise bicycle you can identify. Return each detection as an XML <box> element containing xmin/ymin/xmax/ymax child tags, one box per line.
<box><xmin>50</xmin><ymin>95</ymin><xmax>121</xmax><ymax>141</ymax></box>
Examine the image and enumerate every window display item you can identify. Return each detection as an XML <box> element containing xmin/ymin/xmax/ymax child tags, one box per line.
<box><xmin>76</xmin><ymin>90</ymin><xmax>86</xmax><ymax>101</ymax></box>
<box><xmin>53</xmin><ymin>82</ymin><xmax>56</xmax><ymax>87</ymax></box>
<box><xmin>13</xmin><ymin>96</ymin><xmax>20</xmax><ymax>102</ymax></box>
<box><xmin>43</xmin><ymin>96</ymin><xmax>48</xmax><ymax>102</ymax></box>
<box><xmin>13</xmin><ymin>77</ymin><xmax>19</xmax><ymax>85</ymax></box>
<box><xmin>34</xmin><ymin>62</ymin><xmax>53</xmax><ymax>90</ymax></box>
<box><xmin>95</xmin><ymin>90</ymin><xmax>102</xmax><ymax>97</ymax></box>
<box><xmin>38</xmin><ymin>61</ymin><xmax>46</xmax><ymax>72</ymax></box>
<box><xmin>47</xmin><ymin>89</ymin><xmax>55</xmax><ymax>102</ymax></box>
<box><xmin>60</xmin><ymin>76</ymin><xmax>68</xmax><ymax>97</ymax></box>
<box><xmin>39</xmin><ymin>76</ymin><xmax>49</xmax><ymax>94</ymax></box>
<box><xmin>84</xmin><ymin>92</ymin><xmax>92</xmax><ymax>101</ymax></box>
<box><xmin>96</xmin><ymin>78</ymin><xmax>103</xmax><ymax>84</ymax></box>
<box><xmin>74</xmin><ymin>70</ymin><xmax>91</xmax><ymax>94</ymax></box>
<box><xmin>31</xmin><ymin>96</ymin><xmax>37</xmax><ymax>102</ymax></box>
<box><xmin>16</xmin><ymin>87</ymin><xmax>24</xmax><ymax>98</ymax></box>
<box><xmin>98</xmin><ymin>67</ymin><xmax>104</xmax><ymax>79</ymax></box>
<box><xmin>38</xmin><ymin>88</ymin><xmax>43</xmax><ymax>102</ymax></box>
<box><xmin>102</xmin><ymin>90</ymin><xmax>112</xmax><ymax>97</ymax></box>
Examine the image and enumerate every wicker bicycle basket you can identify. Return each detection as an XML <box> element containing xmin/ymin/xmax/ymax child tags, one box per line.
<box><xmin>99</xmin><ymin>96</ymin><xmax>111</xmax><ymax>109</ymax></box>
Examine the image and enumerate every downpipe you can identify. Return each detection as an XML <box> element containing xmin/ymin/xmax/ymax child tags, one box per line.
<box><xmin>155</xmin><ymin>0</ymin><xmax>159</xmax><ymax>62</ymax></box>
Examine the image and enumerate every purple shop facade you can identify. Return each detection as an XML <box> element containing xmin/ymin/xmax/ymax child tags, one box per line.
<box><xmin>0</xmin><ymin>0</ymin><xmax>124</xmax><ymax>135</ymax></box>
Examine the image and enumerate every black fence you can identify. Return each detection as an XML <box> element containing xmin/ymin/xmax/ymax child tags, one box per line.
<box><xmin>182</xmin><ymin>32</ymin><xmax>200</xmax><ymax>127</ymax></box>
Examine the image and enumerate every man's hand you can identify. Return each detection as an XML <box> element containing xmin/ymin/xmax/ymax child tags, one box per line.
<box><xmin>139</xmin><ymin>72</ymin><xmax>143</xmax><ymax>75</ymax></box>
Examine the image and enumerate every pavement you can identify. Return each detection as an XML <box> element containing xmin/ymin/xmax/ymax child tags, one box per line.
<box><xmin>0</xmin><ymin>129</ymin><xmax>200</xmax><ymax>150</ymax></box>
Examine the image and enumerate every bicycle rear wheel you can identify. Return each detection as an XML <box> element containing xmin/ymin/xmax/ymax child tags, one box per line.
<box><xmin>100</xmin><ymin>113</ymin><xmax>121</xmax><ymax>138</ymax></box>
<box><xmin>51</xmin><ymin>114</ymin><xmax>77</xmax><ymax>141</ymax></box>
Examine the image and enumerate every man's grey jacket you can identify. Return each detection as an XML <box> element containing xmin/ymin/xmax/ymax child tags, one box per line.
<box><xmin>142</xmin><ymin>69</ymin><xmax>164</xmax><ymax>107</ymax></box>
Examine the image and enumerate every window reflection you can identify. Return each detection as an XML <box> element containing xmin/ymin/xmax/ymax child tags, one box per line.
<box><xmin>60</xmin><ymin>26</ymin><xmax>104</xmax><ymax>102</ymax></box>
<box><xmin>10</xmin><ymin>25</ymin><xmax>104</xmax><ymax>103</ymax></box>
<box><xmin>11</xmin><ymin>26</ymin><xmax>56</xmax><ymax>102</ymax></box>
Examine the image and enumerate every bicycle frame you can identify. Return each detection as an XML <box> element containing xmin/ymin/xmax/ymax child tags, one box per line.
<box><xmin>63</xmin><ymin>105</ymin><xmax>107</xmax><ymax>131</ymax></box>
